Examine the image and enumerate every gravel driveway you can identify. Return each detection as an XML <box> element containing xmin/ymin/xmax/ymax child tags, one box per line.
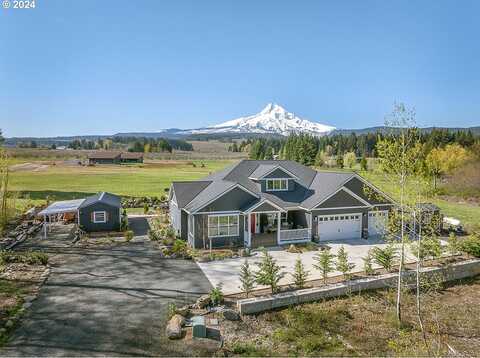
<box><xmin>2</xmin><ymin>228</ymin><xmax>212</xmax><ymax>356</ymax></box>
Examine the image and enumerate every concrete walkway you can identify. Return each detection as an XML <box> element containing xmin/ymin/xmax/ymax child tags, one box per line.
<box><xmin>2</xmin><ymin>228</ymin><xmax>212</xmax><ymax>357</ymax></box>
<box><xmin>197</xmin><ymin>237</ymin><xmax>417</xmax><ymax>294</ymax></box>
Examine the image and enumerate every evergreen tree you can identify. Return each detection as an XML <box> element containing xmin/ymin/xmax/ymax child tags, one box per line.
<box><xmin>291</xmin><ymin>257</ymin><xmax>309</xmax><ymax>289</ymax></box>
<box><xmin>239</xmin><ymin>260</ymin><xmax>255</xmax><ymax>297</ymax></box>
<box><xmin>255</xmin><ymin>251</ymin><xmax>285</xmax><ymax>293</ymax></box>
<box><xmin>363</xmin><ymin>250</ymin><xmax>374</xmax><ymax>276</ymax></box>
<box><xmin>264</xmin><ymin>147</ymin><xmax>274</xmax><ymax>160</ymax></box>
<box><xmin>336</xmin><ymin>156</ymin><xmax>344</xmax><ymax>169</ymax></box>
<box><xmin>314</xmin><ymin>248</ymin><xmax>335</xmax><ymax>284</ymax></box>
<box><xmin>336</xmin><ymin>245</ymin><xmax>355</xmax><ymax>280</ymax></box>
<box><xmin>360</xmin><ymin>155</ymin><xmax>368</xmax><ymax>171</ymax></box>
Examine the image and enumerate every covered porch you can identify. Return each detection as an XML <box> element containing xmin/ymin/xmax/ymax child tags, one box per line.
<box><xmin>244</xmin><ymin>203</ymin><xmax>312</xmax><ymax>248</ymax></box>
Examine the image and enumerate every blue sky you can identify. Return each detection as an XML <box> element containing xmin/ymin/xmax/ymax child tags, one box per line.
<box><xmin>1</xmin><ymin>0</ymin><xmax>479</xmax><ymax>137</ymax></box>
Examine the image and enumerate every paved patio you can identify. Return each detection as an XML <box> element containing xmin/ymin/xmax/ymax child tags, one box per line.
<box><xmin>196</xmin><ymin>237</ymin><xmax>418</xmax><ymax>295</ymax></box>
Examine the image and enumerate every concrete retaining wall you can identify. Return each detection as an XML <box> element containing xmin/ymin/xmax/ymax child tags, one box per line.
<box><xmin>237</xmin><ymin>259</ymin><xmax>480</xmax><ymax>315</ymax></box>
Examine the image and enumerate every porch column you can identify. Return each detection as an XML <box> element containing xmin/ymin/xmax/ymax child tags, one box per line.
<box><xmin>43</xmin><ymin>214</ymin><xmax>47</xmax><ymax>239</ymax></box>
<box><xmin>247</xmin><ymin>213</ymin><xmax>251</xmax><ymax>247</ymax></box>
<box><xmin>277</xmin><ymin>212</ymin><xmax>281</xmax><ymax>245</ymax></box>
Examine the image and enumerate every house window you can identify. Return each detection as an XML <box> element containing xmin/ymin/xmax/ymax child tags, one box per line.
<box><xmin>266</xmin><ymin>179</ymin><xmax>288</xmax><ymax>191</ymax></box>
<box><xmin>93</xmin><ymin>211</ymin><xmax>107</xmax><ymax>223</ymax></box>
<box><xmin>208</xmin><ymin>214</ymin><xmax>239</xmax><ymax>238</ymax></box>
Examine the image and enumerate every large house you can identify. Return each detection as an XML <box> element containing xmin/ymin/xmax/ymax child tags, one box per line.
<box><xmin>169</xmin><ymin>160</ymin><xmax>394</xmax><ymax>249</ymax></box>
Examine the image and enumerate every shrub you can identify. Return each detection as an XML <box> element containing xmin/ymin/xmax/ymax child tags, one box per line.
<box><xmin>0</xmin><ymin>250</ymin><xmax>48</xmax><ymax>266</ymax></box>
<box><xmin>371</xmin><ymin>245</ymin><xmax>397</xmax><ymax>272</ymax></box>
<box><xmin>165</xmin><ymin>226</ymin><xmax>176</xmax><ymax>239</ymax></box>
<box><xmin>209</xmin><ymin>284</ymin><xmax>224</xmax><ymax>306</ymax></box>
<box><xmin>446</xmin><ymin>232</ymin><xmax>460</xmax><ymax>257</ymax></box>
<box><xmin>120</xmin><ymin>209</ymin><xmax>128</xmax><ymax>230</ymax></box>
<box><xmin>230</xmin><ymin>342</ymin><xmax>270</xmax><ymax>356</ymax></box>
<box><xmin>148</xmin><ymin>229</ymin><xmax>161</xmax><ymax>241</ymax></box>
<box><xmin>171</xmin><ymin>239</ymin><xmax>187</xmax><ymax>255</ymax></box>
<box><xmin>167</xmin><ymin>302</ymin><xmax>177</xmax><ymax>319</ymax></box>
<box><xmin>24</xmin><ymin>251</ymin><xmax>49</xmax><ymax>265</ymax></box>
<box><xmin>461</xmin><ymin>234</ymin><xmax>480</xmax><ymax>257</ymax></box>
<box><xmin>410</xmin><ymin>237</ymin><xmax>443</xmax><ymax>261</ymax></box>
<box><xmin>255</xmin><ymin>250</ymin><xmax>285</xmax><ymax>294</ymax></box>
<box><xmin>143</xmin><ymin>203</ymin><xmax>149</xmax><ymax>214</ymax></box>
<box><xmin>124</xmin><ymin>230</ymin><xmax>134</xmax><ymax>242</ymax></box>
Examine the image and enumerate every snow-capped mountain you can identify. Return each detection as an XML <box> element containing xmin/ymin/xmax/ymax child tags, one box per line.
<box><xmin>188</xmin><ymin>103</ymin><xmax>336</xmax><ymax>136</ymax></box>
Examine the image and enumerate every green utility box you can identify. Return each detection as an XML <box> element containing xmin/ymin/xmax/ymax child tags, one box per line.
<box><xmin>192</xmin><ymin>316</ymin><xmax>206</xmax><ymax>338</ymax></box>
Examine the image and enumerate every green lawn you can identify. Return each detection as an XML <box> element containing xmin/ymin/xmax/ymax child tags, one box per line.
<box><xmin>10</xmin><ymin>160</ymin><xmax>233</xmax><ymax>201</ymax></box>
<box><xmin>362</xmin><ymin>171</ymin><xmax>480</xmax><ymax>231</ymax></box>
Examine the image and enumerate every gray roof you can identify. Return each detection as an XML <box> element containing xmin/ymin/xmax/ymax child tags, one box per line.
<box><xmin>171</xmin><ymin>160</ymin><xmax>371</xmax><ymax>212</ymax></box>
<box><xmin>38</xmin><ymin>199</ymin><xmax>86</xmax><ymax>216</ymax></box>
<box><xmin>79</xmin><ymin>192</ymin><xmax>121</xmax><ymax>209</ymax></box>
<box><xmin>248</xmin><ymin>164</ymin><xmax>278</xmax><ymax>179</ymax></box>
<box><xmin>171</xmin><ymin>181</ymin><xmax>212</xmax><ymax>207</ymax></box>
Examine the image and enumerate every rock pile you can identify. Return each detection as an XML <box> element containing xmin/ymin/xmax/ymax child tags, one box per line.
<box><xmin>1</xmin><ymin>221</ymin><xmax>43</xmax><ymax>249</ymax></box>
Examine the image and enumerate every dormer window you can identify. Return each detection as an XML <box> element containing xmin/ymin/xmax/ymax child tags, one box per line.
<box><xmin>266</xmin><ymin>179</ymin><xmax>288</xmax><ymax>191</ymax></box>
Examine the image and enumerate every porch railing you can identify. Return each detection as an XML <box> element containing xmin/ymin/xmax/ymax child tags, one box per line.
<box><xmin>279</xmin><ymin>228</ymin><xmax>311</xmax><ymax>244</ymax></box>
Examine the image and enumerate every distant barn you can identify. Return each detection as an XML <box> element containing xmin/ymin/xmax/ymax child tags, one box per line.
<box><xmin>120</xmin><ymin>152</ymin><xmax>144</xmax><ymax>163</ymax></box>
<box><xmin>88</xmin><ymin>151</ymin><xmax>143</xmax><ymax>165</ymax></box>
<box><xmin>88</xmin><ymin>151</ymin><xmax>122</xmax><ymax>165</ymax></box>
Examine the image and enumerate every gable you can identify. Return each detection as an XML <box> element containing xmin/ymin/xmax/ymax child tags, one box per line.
<box><xmin>343</xmin><ymin>177</ymin><xmax>392</xmax><ymax>205</ymax></box>
<box><xmin>198</xmin><ymin>186</ymin><xmax>257</xmax><ymax>212</ymax></box>
<box><xmin>250</xmin><ymin>201</ymin><xmax>281</xmax><ymax>213</ymax></box>
<box><xmin>315</xmin><ymin>188</ymin><xmax>368</xmax><ymax>209</ymax></box>
<box><xmin>264</xmin><ymin>167</ymin><xmax>294</xmax><ymax>179</ymax></box>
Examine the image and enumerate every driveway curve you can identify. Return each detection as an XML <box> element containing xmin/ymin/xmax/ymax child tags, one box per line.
<box><xmin>2</xmin><ymin>231</ymin><xmax>212</xmax><ymax>356</ymax></box>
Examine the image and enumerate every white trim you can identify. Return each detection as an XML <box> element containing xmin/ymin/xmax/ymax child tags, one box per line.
<box><xmin>265</xmin><ymin>178</ymin><xmax>289</xmax><ymax>192</ymax></box>
<box><xmin>244</xmin><ymin>199</ymin><xmax>285</xmax><ymax>213</ymax></box>
<box><xmin>312</xmin><ymin>205</ymin><xmax>370</xmax><ymax>211</ymax></box>
<box><xmin>249</xmin><ymin>165</ymin><xmax>300</xmax><ymax>180</ymax></box>
<box><xmin>93</xmin><ymin>211</ymin><xmax>107</xmax><ymax>223</ymax></box>
<box><xmin>311</xmin><ymin>186</ymin><xmax>372</xmax><ymax>210</ymax></box>
<box><xmin>195</xmin><ymin>210</ymin><xmax>242</xmax><ymax>215</ymax></box>
<box><xmin>207</xmin><ymin>214</ymin><xmax>240</xmax><ymax>238</ymax></box>
<box><xmin>170</xmin><ymin>189</ymin><xmax>178</xmax><ymax>207</ymax></box>
<box><xmin>191</xmin><ymin>183</ymin><xmax>259</xmax><ymax>213</ymax></box>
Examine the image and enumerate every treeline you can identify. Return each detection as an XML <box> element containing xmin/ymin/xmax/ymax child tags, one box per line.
<box><xmin>67</xmin><ymin>137</ymin><xmax>193</xmax><ymax>153</ymax></box>
<box><xmin>248</xmin><ymin>129</ymin><xmax>480</xmax><ymax>167</ymax></box>
<box><xmin>112</xmin><ymin>137</ymin><xmax>193</xmax><ymax>153</ymax></box>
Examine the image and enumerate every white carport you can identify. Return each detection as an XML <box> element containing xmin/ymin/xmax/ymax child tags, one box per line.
<box><xmin>38</xmin><ymin>199</ymin><xmax>85</xmax><ymax>238</ymax></box>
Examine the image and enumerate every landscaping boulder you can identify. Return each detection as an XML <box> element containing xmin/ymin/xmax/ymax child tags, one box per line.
<box><xmin>166</xmin><ymin>314</ymin><xmax>185</xmax><ymax>339</ymax></box>
<box><xmin>222</xmin><ymin>308</ymin><xmax>240</xmax><ymax>321</ymax></box>
<box><xmin>196</xmin><ymin>294</ymin><xmax>211</xmax><ymax>309</ymax></box>
<box><xmin>175</xmin><ymin>305</ymin><xmax>190</xmax><ymax>317</ymax></box>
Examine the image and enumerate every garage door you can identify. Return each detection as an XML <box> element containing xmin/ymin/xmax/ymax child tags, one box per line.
<box><xmin>368</xmin><ymin>211</ymin><xmax>388</xmax><ymax>236</ymax></box>
<box><xmin>317</xmin><ymin>213</ymin><xmax>362</xmax><ymax>241</ymax></box>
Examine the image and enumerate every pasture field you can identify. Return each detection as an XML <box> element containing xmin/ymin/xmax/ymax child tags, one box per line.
<box><xmin>10</xmin><ymin>160</ymin><xmax>233</xmax><ymax>201</ymax></box>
